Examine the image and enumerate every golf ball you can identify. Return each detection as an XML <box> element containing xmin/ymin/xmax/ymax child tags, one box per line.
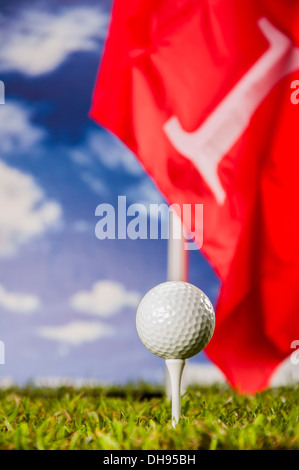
<box><xmin>136</xmin><ymin>281</ymin><xmax>215</xmax><ymax>360</ymax></box>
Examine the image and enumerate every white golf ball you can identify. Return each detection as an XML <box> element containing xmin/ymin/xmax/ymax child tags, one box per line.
<box><xmin>136</xmin><ymin>281</ymin><xmax>215</xmax><ymax>360</ymax></box>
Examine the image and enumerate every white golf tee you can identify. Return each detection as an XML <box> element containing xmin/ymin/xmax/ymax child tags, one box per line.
<box><xmin>165</xmin><ymin>358</ymin><xmax>186</xmax><ymax>427</ymax></box>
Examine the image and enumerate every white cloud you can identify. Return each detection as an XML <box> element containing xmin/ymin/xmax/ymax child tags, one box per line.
<box><xmin>0</xmin><ymin>7</ymin><xmax>108</xmax><ymax>76</ymax></box>
<box><xmin>0</xmin><ymin>102</ymin><xmax>45</xmax><ymax>154</ymax></box>
<box><xmin>70</xmin><ymin>280</ymin><xmax>141</xmax><ymax>317</ymax></box>
<box><xmin>86</xmin><ymin>131</ymin><xmax>143</xmax><ymax>176</ymax></box>
<box><xmin>80</xmin><ymin>171</ymin><xmax>108</xmax><ymax>196</ymax></box>
<box><xmin>0</xmin><ymin>283</ymin><xmax>40</xmax><ymax>314</ymax></box>
<box><xmin>126</xmin><ymin>178</ymin><xmax>166</xmax><ymax>206</ymax></box>
<box><xmin>69</xmin><ymin>130</ymin><xmax>143</xmax><ymax>177</ymax></box>
<box><xmin>69</xmin><ymin>149</ymin><xmax>93</xmax><ymax>167</ymax></box>
<box><xmin>0</xmin><ymin>160</ymin><xmax>62</xmax><ymax>256</ymax></box>
<box><xmin>69</xmin><ymin>130</ymin><xmax>149</xmax><ymax>196</ymax></box>
<box><xmin>38</xmin><ymin>321</ymin><xmax>114</xmax><ymax>345</ymax></box>
<box><xmin>72</xmin><ymin>220</ymin><xmax>91</xmax><ymax>233</ymax></box>
<box><xmin>68</xmin><ymin>129</ymin><xmax>145</xmax><ymax>195</ymax></box>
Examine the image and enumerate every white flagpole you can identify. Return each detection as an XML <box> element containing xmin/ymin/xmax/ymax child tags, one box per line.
<box><xmin>167</xmin><ymin>209</ymin><xmax>188</xmax><ymax>282</ymax></box>
<box><xmin>166</xmin><ymin>209</ymin><xmax>189</xmax><ymax>421</ymax></box>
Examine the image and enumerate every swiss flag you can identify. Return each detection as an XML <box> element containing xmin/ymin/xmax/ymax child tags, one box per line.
<box><xmin>90</xmin><ymin>0</ymin><xmax>299</xmax><ymax>393</ymax></box>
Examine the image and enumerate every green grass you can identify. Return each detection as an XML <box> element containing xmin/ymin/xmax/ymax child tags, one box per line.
<box><xmin>0</xmin><ymin>383</ymin><xmax>299</xmax><ymax>449</ymax></box>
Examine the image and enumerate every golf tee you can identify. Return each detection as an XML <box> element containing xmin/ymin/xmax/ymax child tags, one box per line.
<box><xmin>165</xmin><ymin>358</ymin><xmax>186</xmax><ymax>427</ymax></box>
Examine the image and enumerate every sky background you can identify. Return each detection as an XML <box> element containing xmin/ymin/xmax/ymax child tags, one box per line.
<box><xmin>0</xmin><ymin>0</ymin><xmax>220</xmax><ymax>386</ymax></box>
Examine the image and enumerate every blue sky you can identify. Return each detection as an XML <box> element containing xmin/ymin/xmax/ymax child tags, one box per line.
<box><xmin>0</xmin><ymin>0</ymin><xmax>220</xmax><ymax>385</ymax></box>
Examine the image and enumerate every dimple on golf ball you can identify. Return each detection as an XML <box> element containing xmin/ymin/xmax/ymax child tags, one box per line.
<box><xmin>136</xmin><ymin>281</ymin><xmax>215</xmax><ymax>360</ymax></box>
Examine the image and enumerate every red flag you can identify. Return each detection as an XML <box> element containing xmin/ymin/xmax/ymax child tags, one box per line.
<box><xmin>90</xmin><ymin>0</ymin><xmax>299</xmax><ymax>393</ymax></box>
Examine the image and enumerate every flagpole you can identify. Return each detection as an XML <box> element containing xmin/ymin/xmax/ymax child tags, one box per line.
<box><xmin>166</xmin><ymin>209</ymin><xmax>189</xmax><ymax>406</ymax></box>
<box><xmin>167</xmin><ymin>209</ymin><xmax>188</xmax><ymax>282</ymax></box>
